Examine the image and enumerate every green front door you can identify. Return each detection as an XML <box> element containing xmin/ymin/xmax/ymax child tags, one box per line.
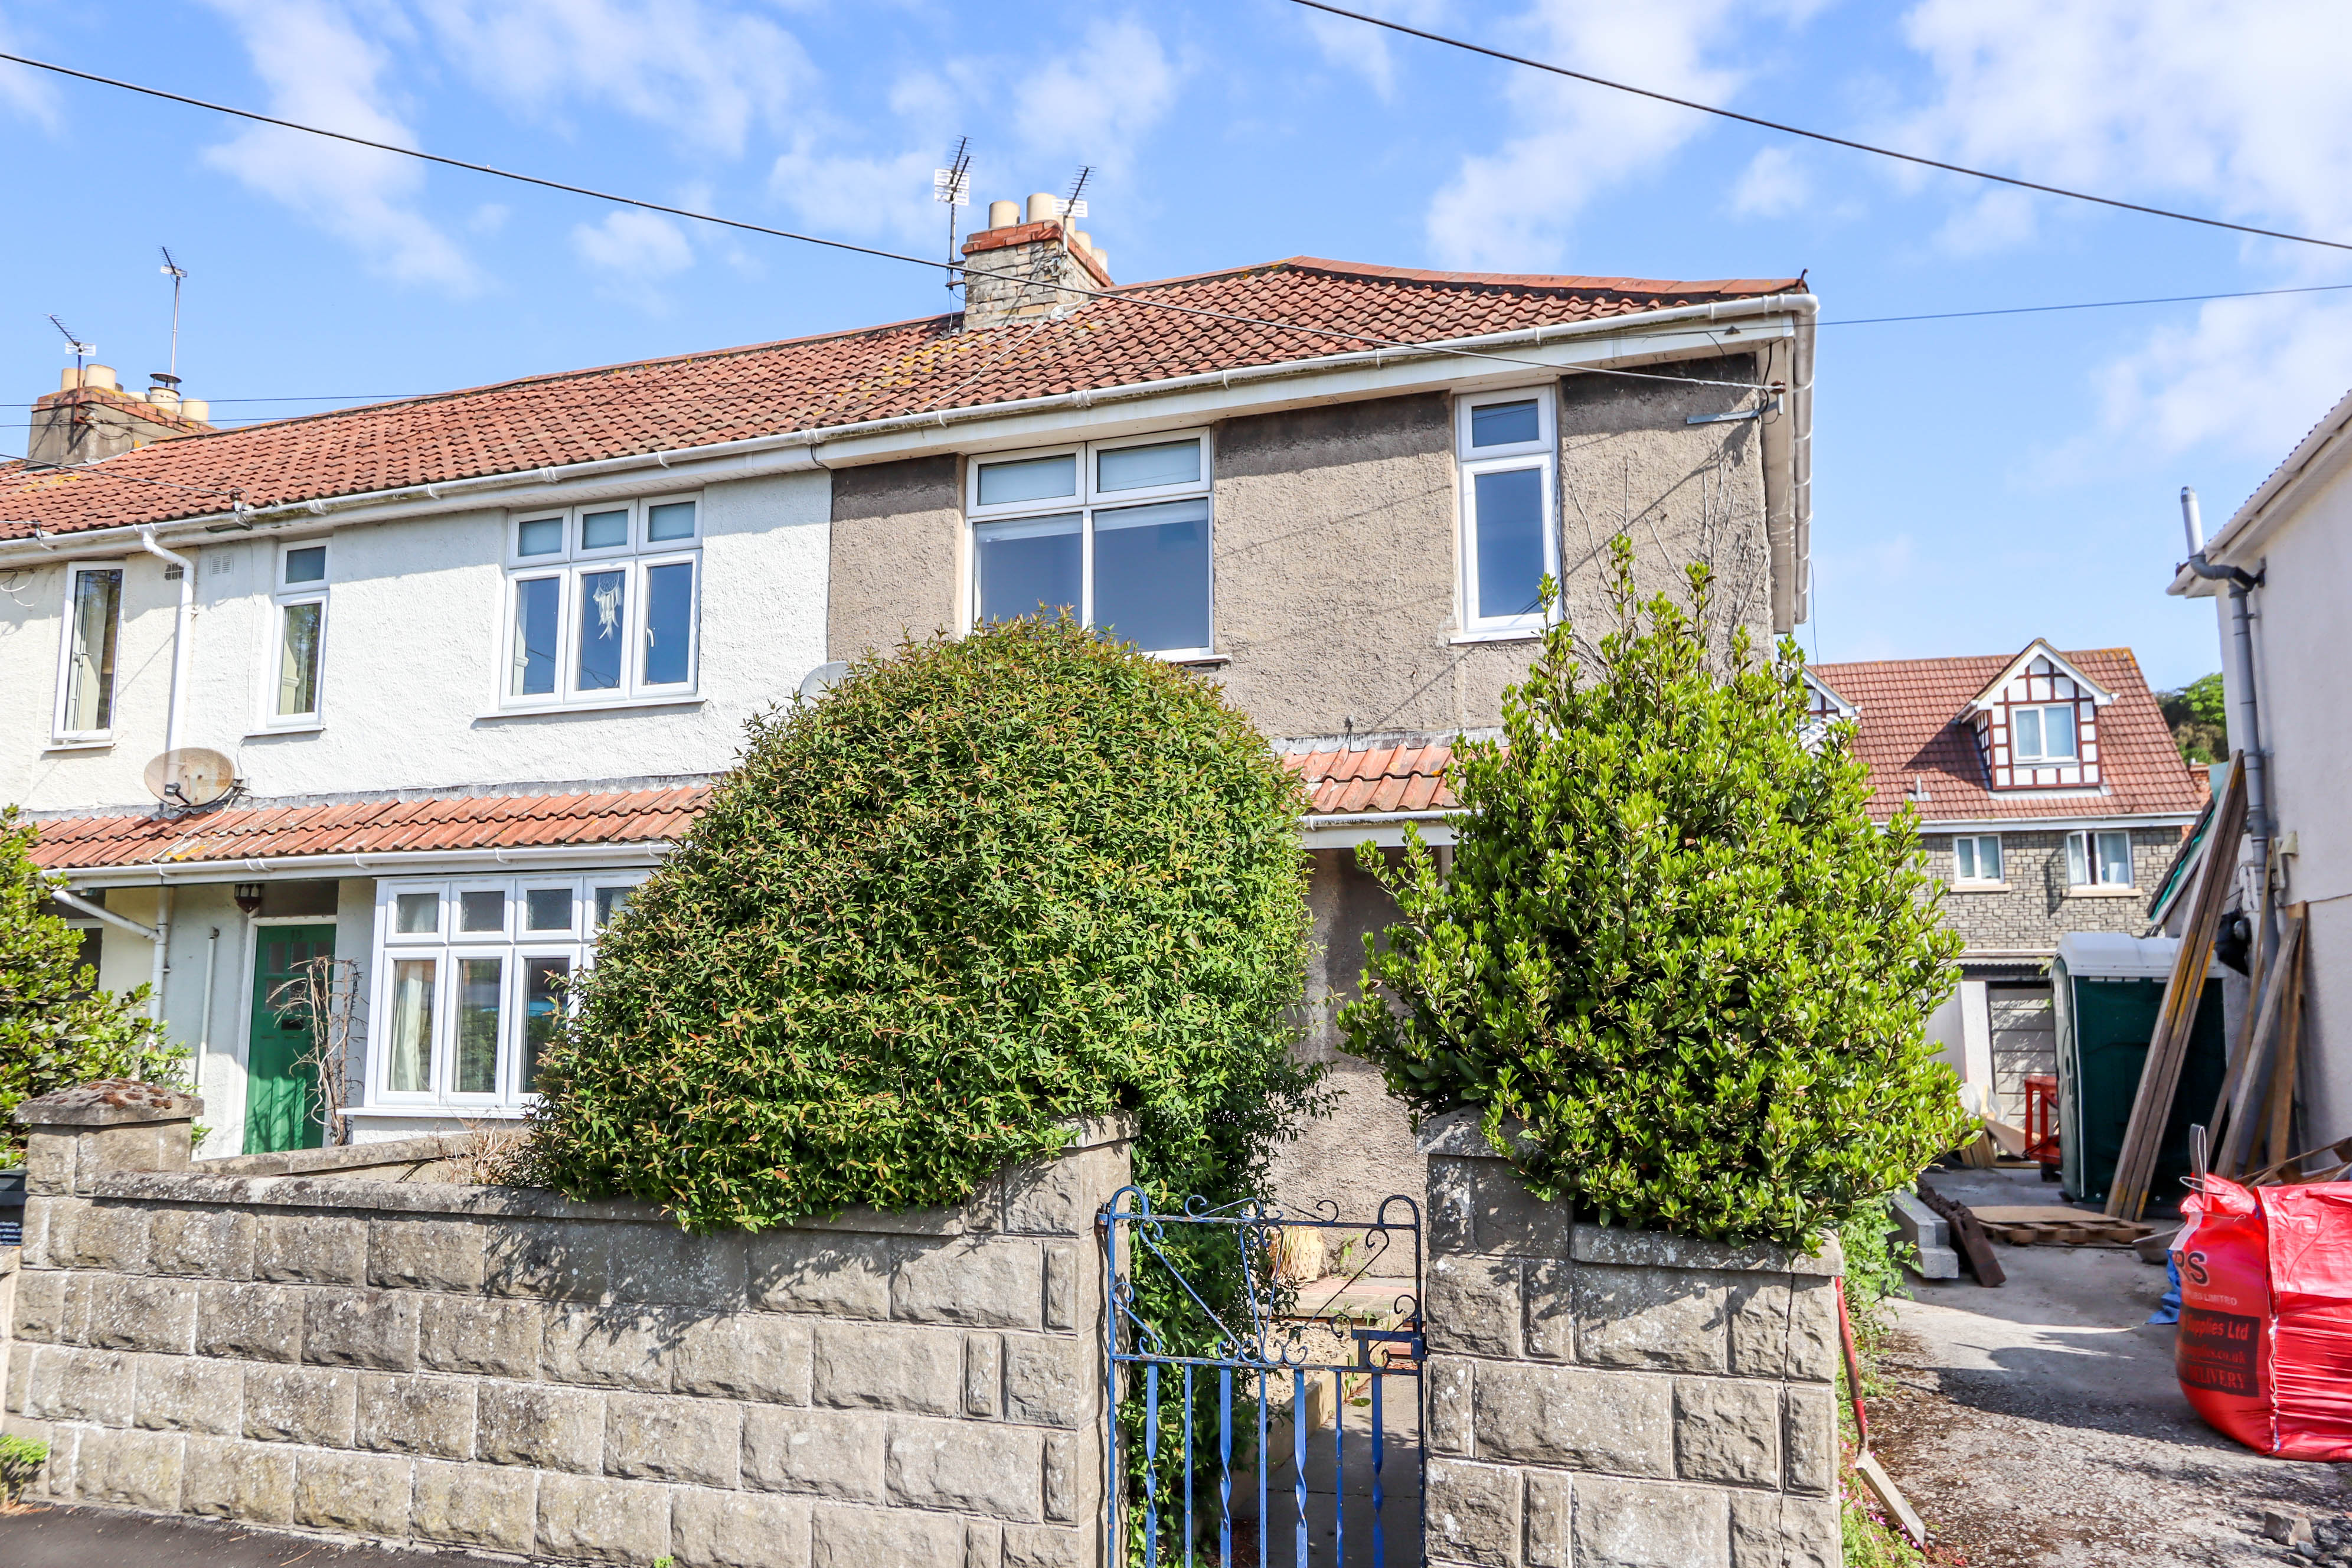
<box><xmin>244</xmin><ymin>925</ymin><xmax>337</xmax><ymax>1154</ymax></box>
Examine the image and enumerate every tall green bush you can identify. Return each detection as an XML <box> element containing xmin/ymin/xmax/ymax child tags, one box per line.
<box><xmin>528</xmin><ymin>617</ymin><xmax>1323</xmax><ymax>1230</ymax></box>
<box><xmin>0</xmin><ymin>805</ymin><xmax>181</xmax><ymax>1164</ymax></box>
<box><xmin>1340</xmin><ymin>540</ymin><xmax>1967</xmax><ymax>1248</ymax></box>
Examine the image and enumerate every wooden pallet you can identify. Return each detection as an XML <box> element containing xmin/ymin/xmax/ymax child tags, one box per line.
<box><xmin>1966</xmin><ymin>1205</ymin><xmax>2155</xmax><ymax>1246</ymax></box>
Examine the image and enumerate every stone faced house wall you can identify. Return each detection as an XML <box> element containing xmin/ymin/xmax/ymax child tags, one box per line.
<box><xmin>5</xmin><ymin>1087</ymin><xmax>1124</xmax><ymax>1568</ymax></box>
<box><xmin>1920</xmin><ymin>828</ymin><xmax>2180</xmax><ymax>955</ymax></box>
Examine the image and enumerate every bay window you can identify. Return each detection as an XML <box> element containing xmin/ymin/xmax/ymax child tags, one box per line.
<box><xmin>1456</xmin><ymin>387</ymin><xmax>1559</xmax><ymax>635</ymax></box>
<box><xmin>54</xmin><ymin>561</ymin><xmax>125</xmax><ymax>742</ymax></box>
<box><xmin>502</xmin><ymin>496</ymin><xmax>701</xmax><ymax>708</ymax></box>
<box><xmin>370</xmin><ymin>871</ymin><xmax>643</xmax><ymax>1110</ymax></box>
<box><xmin>967</xmin><ymin>433</ymin><xmax>1213</xmax><ymax>659</ymax></box>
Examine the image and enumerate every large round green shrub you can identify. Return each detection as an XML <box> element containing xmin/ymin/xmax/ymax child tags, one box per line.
<box><xmin>530</xmin><ymin>618</ymin><xmax>1322</xmax><ymax>1230</ymax></box>
<box><xmin>1340</xmin><ymin>541</ymin><xmax>1968</xmax><ymax>1248</ymax></box>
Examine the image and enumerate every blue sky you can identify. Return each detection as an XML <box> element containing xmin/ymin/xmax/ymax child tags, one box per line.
<box><xmin>6</xmin><ymin>0</ymin><xmax>2350</xmax><ymax>690</ymax></box>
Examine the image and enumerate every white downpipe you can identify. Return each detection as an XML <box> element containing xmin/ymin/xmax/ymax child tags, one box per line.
<box><xmin>148</xmin><ymin>885</ymin><xmax>174</xmax><ymax>1026</ymax></box>
<box><xmin>46</xmin><ymin>884</ymin><xmax>163</xmax><ymax>943</ymax></box>
<box><xmin>136</xmin><ymin>526</ymin><xmax>195</xmax><ymax>762</ymax></box>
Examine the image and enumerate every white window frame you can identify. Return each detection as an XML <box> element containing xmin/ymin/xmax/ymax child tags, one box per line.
<box><xmin>53</xmin><ymin>559</ymin><xmax>128</xmax><ymax>746</ymax></box>
<box><xmin>1455</xmin><ymin>387</ymin><xmax>1560</xmax><ymax>636</ymax></box>
<box><xmin>1951</xmin><ymin>834</ymin><xmax>2004</xmax><ymax>887</ymax></box>
<box><xmin>2066</xmin><ymin>829</ymin><xmax>2135</xmax><ymax>891</ymax></box>
<box><xmin>497</xmin><ymin>495</ymin><xmax>703</xmax><ymax>713</ymax></box>
<box><xmin>365</xmin><ymin>871</ymin><xmax>648</xmax><ymax>1112</ymax></box>
<box><xmin>964</xmin><ymin>430</ymin><xmax>1216</xmax><ymax>661</ymax></box>
<box><xmin>2010</xmin><ymin>703</ymin><xmax>2079</xmax><ymax>763</ymax></box>
<box><xmin>262</xmin><ymin>538</ymin><xmax>331</xmax><ymax>730</ymax></box>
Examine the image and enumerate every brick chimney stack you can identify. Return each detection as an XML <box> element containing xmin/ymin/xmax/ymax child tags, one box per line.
<box><xmin>29</xmin><ymin>365</ymin><xmax>213</xmax><ymax>468</ymax></box>
<box><xmin>959</xmin><ymin>191</ymin><xmax>1114</xmax><ymax>332</ymax></box>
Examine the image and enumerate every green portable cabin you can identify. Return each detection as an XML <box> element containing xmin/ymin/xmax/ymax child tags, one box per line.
<box><xmin>2051</xmin><ymin>932</ymin><xmax>2226</xmax><ymax>1214</ymax></box>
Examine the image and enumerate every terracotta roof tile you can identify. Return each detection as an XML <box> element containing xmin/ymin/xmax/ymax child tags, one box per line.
<box><xmin>1282</xmin><ymin>740</ymin><xmax>1459</xmax><ymax>818</ymax></box>
<box><xmin>0</xmin><ymin>259</ymin><xmax>1799</xmax><ymax>540</ymax></box>
<box><xmin>1807</xmin><ymin>647</ymin><xmax>2207</xmax><ymax>823</ymax></box>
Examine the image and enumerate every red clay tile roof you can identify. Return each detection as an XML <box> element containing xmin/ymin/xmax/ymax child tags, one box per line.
<box><xmin>0</xmin><ymin>259</ymin><xmax>1799</xmax><ymax>541</ymax></box>
<box><xmin>27</xmin><ymin>788</ymin><xmax>711</xmax><ymax>872</ymax></box>
<box><xmin>1282</xmin><ymin>739</ymin><xmax>1458</xmax><ymax>816</ymax></box>
<box><xmin>1808</xmin><ymin>648</ymin><xmax>2207</xmax><ymax>824</ymax></box>
<box><xmin>31</xmin><ymin>744</ymin><xmax>1464</xmax><ymax>872</ymax></box>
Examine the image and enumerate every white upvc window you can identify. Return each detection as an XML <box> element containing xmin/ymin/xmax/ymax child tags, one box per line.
<box><xmin>2011</xmin><ymin>704</ymin><xmax>2079</xmax><ymax>763</ymax></box>
<box><xmin>1456</xmin><ymin>387</ymin><xmax>1560</xmax><ymax>635</ymax></box>
<box><xmin>965</xmin><ymin>431</ymin><xmax>1214</xmax><ymax>659</ymax></box>
<box><xmin>370</xmin><ymin>872</ymin><xmax>646</xmax><ymax>1110</ymax></box>
<box><xmin>501</xmin><ymin>496</ymin><xmax>702</xmax><ymax>710</ymax></box>
<box><xmin>2066</xmin><ymin>829</ymin><xmax>2134</xmax><ymax>890</ymax></box>
<box><xmin>265</xmin><ymin>540</ymin><xmax>330</xmax><ymax>727</ymax></box>
<box><xmin>53</xmin><ymin>560</ymin><xmax>126</xmax><ymax>743</ymax></box>
<box><xmin>1952</xmin><ymin>834</ymin><xmax>2003</xmax><ymax>886</ymax></box>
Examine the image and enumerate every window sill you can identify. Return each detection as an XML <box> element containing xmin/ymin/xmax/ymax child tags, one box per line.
<box><xmin>476</xmin><ymin>693</ymin><xmax>705</xmax><ymax>720</ymax></box>
<box><xmin>1949</xmin><ymin>882</ymin><xmax>2012</xmax><ymax>893</ymax></box>
<box><xmin>45</xmin><ymin>737</ymin><xmax>114</xmax><ymax>753</ymax></box>
<box><xmin>342</xmin><ymin>1105</ymin><xmax>531</xmax><ymax>1119</ymax></box>
<box><xmin>247</xmin><ymin>721</ymin><xmax>324</xmax><ymax>738</ymax></box>
<box><xmin>1451</xmin><ymin>628</ymin><xmax>1546</xmax><ymax>646</ymax></box>
<box><xmin>1161</xmin><ymin>653</ymin><xmax>1229</xmax><ymax>668</ymax></box>
<box><xmin>2064</xmin><ymin>884</ymin><xmax>2140</xmax><ymax>898</ymax></box>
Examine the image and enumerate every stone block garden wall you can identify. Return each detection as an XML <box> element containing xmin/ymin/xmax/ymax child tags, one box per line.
<box><xmin>1416</xmin><ymin>1112</ymin><xmax>1843</xmax><ymax>1568</ymax></box>
<box><xmin>2</xmin><ymin>1086</ymin><xmax>1125</xmax><ymax>1568</ymax></box>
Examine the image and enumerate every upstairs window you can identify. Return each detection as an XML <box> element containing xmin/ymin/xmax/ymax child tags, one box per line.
<box><xmin>502</xmin><ymin>496</ymin><xmax>701</xmax><ymax>709</ymax></box>
<box><xmin>2011</xmin><ymin>704</ymin><xmax>2078</xmax><ymax>763</ymax></box>
<box><xmin>269</xmin><ymin>541</ymin><xmax>329</xmax><ymax>726</ymax></box>
<box><xmin>55</xmin><ymin>562</ymin><xmax>125</xmax><ymax>742</ymax></box>
<box><xmin>2066</xmin><ymin>829</ymin><xmax>2133</xmax><ymax>890</ymax></box>
<box><xmin>371</xmin><ymin>872</ymin><xmax>644</xmax><ymax>1109</ymax></box>
<box><xmin>1952</xmin><ymin>834</ymin><xmax>2003</xmax><ymax>885</ymax></box>
<box><xmin>1456</xmin><ymin>388</ymin><xmax>1559</xmax><ymax>634</ymax></box>
<box><xmin>966</xmin><ymin>433</ymin><xmax>1213</xmax><ymax>659</ymax></box>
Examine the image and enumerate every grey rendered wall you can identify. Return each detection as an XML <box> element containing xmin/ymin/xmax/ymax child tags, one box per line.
<box><xmin>1923</xmin><ymin>829</ymin><xmax>2183</xmax><ymax>953</ymax></box>
<box><xmin>6</xmin><ymin>1097</ymin><xmax>1124</xmax><ymax>1568</ymax></box>
<box><xmin>1418</xmin><ymin>1113</ymin><xmax>1841</xmax><ymax>1568</ymax></box>
<box><xmin>828</xmin><ymin>455</ymin><xmax>963</xmax><ymax>664</ymax></box>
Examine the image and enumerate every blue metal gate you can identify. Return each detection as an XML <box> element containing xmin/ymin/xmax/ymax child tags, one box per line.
<box><xmin>1102</xmin><ymin>1189</ymin><xmax>1424</xmax><ymax>1567</ymax></box>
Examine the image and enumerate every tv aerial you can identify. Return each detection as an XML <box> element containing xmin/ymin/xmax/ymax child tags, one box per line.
<box><xmin>47</xmin><ymin>315</ymin><xmax>95</xmax><ymax>378</ymax></box>
<box><xmin>144</xmin><ymin>747</ymin><xmax>239</xmax><ymax>811</ymax></box>
<box><xmin>159</xmin><ymin>247</ymin><xmax>188</xmax><ymax>381</ymax></box>
<box><xmin>934</xmin><ymin>136</ymin><xmax>973</xmax><ymax>291</ymax></box>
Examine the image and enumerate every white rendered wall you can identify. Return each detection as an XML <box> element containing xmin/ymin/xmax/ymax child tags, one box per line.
<box><xmin>0</xmin><ymin>468</ymin><xmax>831</xmax><ymax>809</ymax></box>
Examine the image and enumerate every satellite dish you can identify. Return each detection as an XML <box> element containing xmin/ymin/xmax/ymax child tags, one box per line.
<box><xmin>796</xmin><ymin>661</ymin><xmax>850</xmax><ymax>703</ymax></box>
<box><xmin>144</xmin><ymin>747</ymin><xmax>238</xmax><ymax>808</ymax></box>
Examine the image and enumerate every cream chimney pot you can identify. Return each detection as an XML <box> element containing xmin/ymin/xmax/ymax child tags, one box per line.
<box><xmin>82</xmin><ymin>365</ymin><xmax>119</xmax><ymax>392</ymax></box>
<box><xmin>1072</xmin><ymin>231</ymin><xmax>1092</xmax><ymax>251</ymax></box>
<box><xmin>179</xmin><ymin>398</ymin><xmax>211</xmax><ymax>425</ymax></box>
<box><xmin>1025</xmin><ymin>192</ymin><xmax>1057</xmax><ymax>224</ymax></box>
<box><xmin>988</xmin><ymin>199</ymin><xmax>1019</xmax><ymax>229</ymax></box>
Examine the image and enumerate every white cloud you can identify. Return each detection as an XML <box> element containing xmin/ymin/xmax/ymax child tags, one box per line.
<box><xmin>1423</xmin><ymin>0</ymin><xmax>1753</xmax><ymax>270</ymax></box>
<box><xmin>1896</xmin><ymin>0</ymin><xmax>2352</xmax><ymax>246</ymax></box>
<box><xmin>1298</xmin><ymin>0</ymin><xmax>1450</xmax><ymax>100</ymax></box>
<box><xmin>768</xmin><ymin>138</ymin><xmax>943</xmax><ymax>250</ymax></box>
<box><xmin>1729</xmin><ymin>146</ymin><xmax>1809</xmax><ymax>220</ymax></box>
<box><xmin>198</xmin><ymin>0</ymin><xmax>476</xmax><ymax>291</ymax></box>
<box><xmin>0</xmin><ymin>14</ymin><xmax>61</xmax><ymax>128</ymax></box>
<box><xmin>2093</xmin><ymin>293</ymin><xmax>2352</xmax><ymax>462</ymax></box>
<box><xmin>1015</xmin><ymin>18</ymin><xmax>1180</xmax><ymax>174</ymax></box>
<box><xmin>573</xmin><ymin>208</ymin><xmax>692</xmax><ymax>276</ymax></box>
<box><xmin>412</xmin><ymin>0</ymin><xmax>814</xmax><ymax>156</ymax></box>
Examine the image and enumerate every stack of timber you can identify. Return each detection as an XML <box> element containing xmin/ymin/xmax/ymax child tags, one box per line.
<box><xmin>2209</xmin><ymin>905</ymin><xmax>2310</xmax><ymax>1179</ymax></box>
<box><xmin>1965</xmin><ymin>1206</ymin><xmax>2157</xmax><ymax>1247</ymax></box>
<box><xmin>2106</xmin><ymin>756</ymin><xmax>2246</xmax><ymax>1221</ymax></box>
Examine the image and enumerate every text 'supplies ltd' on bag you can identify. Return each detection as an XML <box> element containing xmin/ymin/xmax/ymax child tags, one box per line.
<box><xmin>2178</xmin><ymin>1177</ymin><xmax>2352</xmax><ymax>1458</ymax></box>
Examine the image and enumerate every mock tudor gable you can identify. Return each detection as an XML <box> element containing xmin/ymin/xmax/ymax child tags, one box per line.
<box><xmin>1962</xmin><ymin>640</ymin><xmax>2118</xmax><ymax>791</ymax></box>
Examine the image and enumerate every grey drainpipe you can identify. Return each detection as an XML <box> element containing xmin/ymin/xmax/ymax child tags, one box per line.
<box><xmin>2180</xmin><ymin>486</ymin><xmax>2272</xmax><ymax>929</ymax></box>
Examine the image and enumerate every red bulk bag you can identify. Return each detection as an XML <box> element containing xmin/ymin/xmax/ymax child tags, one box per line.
<box><xmin>2178</xmin><ymin>1177</ymin><xmax>2352</xmax><ymax>1458</ymax></box>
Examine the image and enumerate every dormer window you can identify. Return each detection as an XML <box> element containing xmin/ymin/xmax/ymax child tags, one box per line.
<box><xmin>2010</xmin><ymin>704</ymin><xmax>2077</xmax><ymax>763</ymax></box>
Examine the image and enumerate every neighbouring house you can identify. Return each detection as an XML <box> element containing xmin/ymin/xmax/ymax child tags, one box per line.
<box><xmin>2170</xmin><ymin>387</ymin><xmax>2352</xmax><ymax>1155</ymax></box>
<box><xmin>1806</xmin><ymin>643</ymin><xmax>2208</xmax><ymax>1125</ymax></box>
<box><xmin>1</xmin><ymin>197</ymin><xmax>1815</xmax><ymax>1213</ymax></box>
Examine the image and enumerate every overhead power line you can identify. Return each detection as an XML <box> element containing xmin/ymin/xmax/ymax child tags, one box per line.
<box><xmin>0</xmin><ymin>50</ymin><xmax>1769</xmax><ymax>394</ymax></box>
<box><xmin>1289</xmin><ymin>0</ymin><xmax>2352</xmax><ymax>256</ymax></box>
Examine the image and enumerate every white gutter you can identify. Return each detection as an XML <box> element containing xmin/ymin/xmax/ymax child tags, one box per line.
<box><xmin>2</xmin><ymin>293</ymin><xmax>1818</xmax><ymax>566</ymax></box>
<box><xmin>136</xmin><ymin>526</ymin><xmax>195</xmax><ymax>762</ymax></box>
<box><xmin>47</xmin><ymin>883</ymin><xmax>164</xmax><ymax>942</ymax></box>
<box><xmin>1908</xmin><ymin>811</ymin><xmax>2203</xmax><ymax>832</ymax></box>
<box><xmin>51</xmin><ymin>838</ymin><xmax>671</xmax><ymax>888</ymax></box>
<box><xmin>1301</xmin><ymin>809</ymin><xmax>1453</xmax><ymax>829</ymax></box>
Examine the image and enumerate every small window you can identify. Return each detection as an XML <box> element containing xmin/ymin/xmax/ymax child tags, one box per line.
<box><xmin>283</xmin><ymin>545</ymin><xmax>328</xmax><ymax>584</ymax></box>
<box><xmin>1096</xmin><ymin>438</ymin><xmax>1200</xmax><ymax>494</ymax></box>
<box><xmin>458</xmin><ymin>890</ymin><xmax>506</xmax><ymax>933</ymax></box>
<box><xmin>579</xmin><ymin>508</ymin><xmax>631</xmax><ymax>551</ymax></box>
<box><xmin>2066</xmin><ymin>829</ymin><xmax>2134</xmax><ymax>889</ymax></box>
<box><xmin>57</xmin><ymin>563</ymin><xmax>125</xmax><ymax>739</ymax></box>
<box><xmin>525</xmin><ymin>887</ymin><xmax>573</xmax><ymax>932</ymax></box>
<box><xmin>2013</xmin><ymin>704</ymin><xmax>2079</xmax><ymax>763</ymax></box>
<box><xmin>1456</xmin><ymin>389</ymin><xmax>1559</xmax><ymax>634</ymax></box>
<box><xmin>976</xmin><ymin>452</ymin><xmax>1079</xmax><ymax>507</ymax></box>
<box><xmin>517</xmin><ymin>517</ymin><xmax>564</xmax><ymax>556</ymax></box>
<box><xmin>646</xmin><ymin>499</ymin><xmax>697</xmax><ymax>542</ymax></box>
<box><xmin>394</xmin><ymin>891</ymin><xmax>440</xmax><ymax>935</ymax></box>
<box><xmin>1953</xmin><ymin>835</ymin><xmax>2003</xmax><ymax>884</ymax></box>
<box><xmin>593</xmin><ymin>886</ymin><xmax>634</xmax><ymax>927</ymax></box>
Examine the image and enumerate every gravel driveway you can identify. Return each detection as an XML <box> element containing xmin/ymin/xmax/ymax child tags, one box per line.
<box><xmin>1870</xmin><ymin>1167</ymin><xmax>2351</xmax><ymax>1567</ymax></box>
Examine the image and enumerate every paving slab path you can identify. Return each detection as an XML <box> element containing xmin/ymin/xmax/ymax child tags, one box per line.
<box><xmin>1871</xmin><ymin>1166</ymin><xmax>2352</xmax><ymax>1567</ymax></box>
<box><xmin>0</xmin><ymin>1504</ymin><xmax>510</xmax><ymax>1567</ymax></box>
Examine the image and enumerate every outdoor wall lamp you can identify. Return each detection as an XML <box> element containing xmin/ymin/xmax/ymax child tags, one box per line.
<box><xmin>233</xmin><ymin>883</ymin><xmax>264</xmax><ymax>915</ymax></box>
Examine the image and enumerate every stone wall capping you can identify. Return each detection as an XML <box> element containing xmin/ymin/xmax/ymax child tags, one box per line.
<box><xmin>1573</xmin><ymin>1223</ymin><xmax>1844</xmax><ymax>1278</ymax></box>
<box><xmin>14</xmin><ymin>1080</ymin><xmax>203</xmax><ymax>1128</ymax></box>
<box><xmin>1413</xmin><ymin>1106</ymin><xmax>1537</xmax><ymax>1159</ymax></box>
